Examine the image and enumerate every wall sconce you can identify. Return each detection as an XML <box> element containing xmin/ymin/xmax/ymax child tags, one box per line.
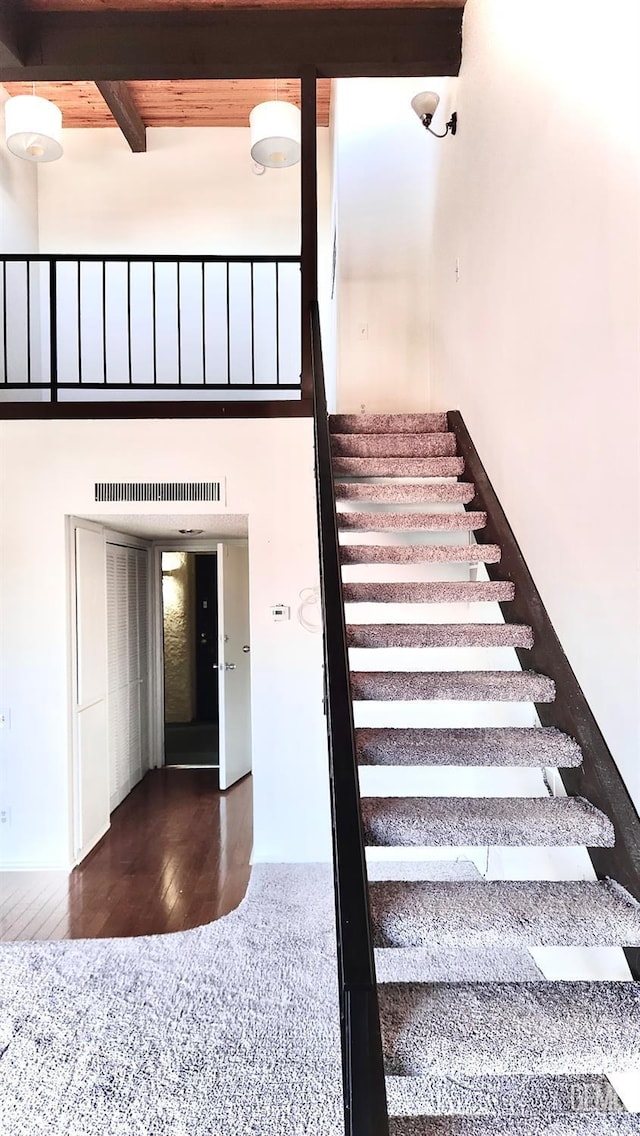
<box><xmin>411</xmin><ymin>92</ymin><xmax>457</xmax><ymax>139</ymax></box>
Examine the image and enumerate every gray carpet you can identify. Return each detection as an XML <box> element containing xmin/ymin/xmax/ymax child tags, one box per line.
<box><xmin>347</xmin><ymin>624</ymin><xmax>533</xmax><ymax>649</ymax></box>
<box><xmin>378</xmin><ymin>980</ymin><xmax>640</xmax><ymax>1076</ymax></box>
<box><xmin>361</xmin><ymin>796</ymin><xmax>615</xmax><ymax>847</ymax></box>
<box><xmin>0</xmin><ymin>865</ymin><xmax>344</xmax><ymax>1136</ymax></box>
<box><xmin>343</xmin><ymin>581</ymin><xmax>515</xmax><ymax>604</ymax></box>
<box><xmin>333</xmin><ymin>456</ymin><xmax>465</xmax><ymax>477</ymax></box>
<box><xmin>386</xmin><ymin>1074</ymin><xmax>625</xmax><ymax>1118</ymax></box>
<box><xmin>355</xmin><ymin>726</ymin><xmax>583</xmax><ymax>767</ymax></box>
<box><xmin>338</xmin><ymin>510</ymin><xmax>486</xmax><ymax>531</ymax></box>
<box><xmin>340</xmin><ymin>543</ymin><xmax>501</xmax><ymax>564</ymax></box>
<box><xmin>330</xmin><ymin>413</ymin><xmax>448</xmax><ymax>434</ymax></box>
<box><xmin>369</xmin><ymin>880</ymin><xmax>640</xmax><ymax>948</ymax></box>
<box><xmin>390</xmin><ymin>1117</ymin><xmax>640</xmax><ymax>1135</ymax></box>
<box><xmin>350</xmin><ymin>670</ymin><xmax>555</xmax><ymax>702</ymax></box>
<box><xmin>335</xmin><ymin>482</ymin><xmax>476</xmax><ymax>504</ymax></box>
<box><xmin>331</xmin><ymin>433</ymin><xmax>457</xmax><ymax>457</ymax></box>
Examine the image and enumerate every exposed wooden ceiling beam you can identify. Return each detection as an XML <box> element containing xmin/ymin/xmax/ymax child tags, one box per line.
<box><xmin>95</xmin><ymin>80</ymin><xmax>146</xmax><ymax>151</ymax></box>
<box><xmin>0</xmin><ymin>8</ymin><xmax>462</xmax><ymax>82</ymax></box>
<box><xmin>0</xmin><ymin>1</ymin><xmax>30</xmax><ymax>69</ymax></box>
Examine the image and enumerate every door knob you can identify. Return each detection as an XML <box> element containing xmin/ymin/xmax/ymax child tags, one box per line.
<box><xmin>225</xmin><ymin>663</ymin><xmax>237</xmax><ymax>671</ymax></box>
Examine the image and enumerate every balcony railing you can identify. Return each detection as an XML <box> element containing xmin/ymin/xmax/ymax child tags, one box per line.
<box><xmin>0</xmin><ymin>254</ymin><xmax>302</xmax><ymax>402</ymax></box>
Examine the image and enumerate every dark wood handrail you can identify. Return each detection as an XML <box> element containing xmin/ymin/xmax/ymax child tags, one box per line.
<box><xmin>0</xmin><ymin>253</ymin><xmax>301</xmax><ymax>263</ymax></box>
<box><xmin>311</xmin><ymin>302</ymin><xmax>389</xmax><ymax>1136</ymax></box>
<box><xmin>449</xmin><ymin>409</ymin><xmax>640</xmax><ymax>979</ymax></box>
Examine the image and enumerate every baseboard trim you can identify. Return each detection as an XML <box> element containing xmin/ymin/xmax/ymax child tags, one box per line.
<box><xmin>0</xmin><ymin>861</ymin><xmax>72</xmax><ymax>872</ymax></box>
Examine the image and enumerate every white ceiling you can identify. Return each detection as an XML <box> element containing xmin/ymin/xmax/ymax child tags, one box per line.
<box><xmin>85</xmin><ymin>513</ymin><xmax>248</xmax><ymax>540</ymax></box>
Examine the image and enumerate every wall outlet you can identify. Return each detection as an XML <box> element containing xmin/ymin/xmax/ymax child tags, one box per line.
<box><xmin>0</xmin><ymin>709</ymin><xmax>10</xmax><ymax>729</ymax></box>
<box><xmin>0</xmin><ymin>808</ymin><xmax>11</xmax><ymax>826</ymax></box>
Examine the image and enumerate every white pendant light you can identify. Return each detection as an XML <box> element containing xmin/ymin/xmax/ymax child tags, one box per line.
<box><xmin>249</xmin><ymin>100</ymin><xmax>300</xmax><ymax>169</ymax></box>
<box><xmin>5</xmin><ymin>94</ymin><xmax>63</xmax><ymax>163</ymax></box>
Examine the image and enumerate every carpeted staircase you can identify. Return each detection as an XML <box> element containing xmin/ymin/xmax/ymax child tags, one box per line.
<box><xmin>329</xmin><ymin>411</ymin><xmax>640</xmax><ymax>1134</ymax></box>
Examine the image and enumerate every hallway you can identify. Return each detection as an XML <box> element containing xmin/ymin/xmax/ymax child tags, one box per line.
<box><xmin>0</xmin><ymin>769</ymin><xmax>253</xmax><ymax>941</ymax></box>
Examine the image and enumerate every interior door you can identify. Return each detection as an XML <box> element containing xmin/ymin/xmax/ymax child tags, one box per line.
<box><xmin>217</xmin><ymin>542</ymin><xmax>252</xmax><ymax>790</ymax></box>
<box><xmin>73</xmin><ymin>523</ymin><xmax>109</xmax><ymax>861</ymax></box>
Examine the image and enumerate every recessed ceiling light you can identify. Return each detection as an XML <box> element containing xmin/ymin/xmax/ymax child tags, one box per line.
<box><xmin>178</xmin><ymin>528</ymin><xmax>204</xmax><ymax>535</ymax></box>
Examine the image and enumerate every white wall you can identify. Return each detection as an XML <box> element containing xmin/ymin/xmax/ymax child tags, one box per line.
<box><xmin>31</xmin><ymin>126</ymin><xmax>333</xmax><ymax>395</ymax></box>
<box><xmin>0</xmin><ymin>88</ymin><xmax>39</xmax><ymax>253</ymax></box>
<box><xmin>37</xmin><ymin>127</ymin><xmax>302</xmax><ymax>255</ymax></box>
<box><xmin>0</xmin><ymin>417</ymin><xmax>329</xmax><ymax>868</ymax></box>
<box><xmin>334</xmin><ymin>77</ymin><xmax>455</xmax><ymax>413</ymax></box>
<box><xmin>428</xmin><ymin>0</ymin><xmax>640</xmax><ymax>807</ymax></box>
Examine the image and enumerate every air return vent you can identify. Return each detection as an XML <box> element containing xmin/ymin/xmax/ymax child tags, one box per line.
<box><xmin>95</xmin><ymin>482</ymin><xmax>222</xmax><ymax>504</ymax></box>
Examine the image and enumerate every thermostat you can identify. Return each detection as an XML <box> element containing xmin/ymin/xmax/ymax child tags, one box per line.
<box><xmin>271</xmin><ymin>604</ymin><xmax>290</xmax><ymax>622</ymax></box>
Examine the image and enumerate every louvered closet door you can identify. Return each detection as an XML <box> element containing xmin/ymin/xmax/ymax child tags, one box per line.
<box><xmin>106</xmin><ymin>543</ymin><xmax>151</xmax><ymax>813</ymax></box>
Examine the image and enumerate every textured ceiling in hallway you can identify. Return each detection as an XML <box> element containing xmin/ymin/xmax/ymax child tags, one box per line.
<box><xmin>86</xmin><ymin>514</ymin><xmax>249</xmax><ymax>539</ymax></box>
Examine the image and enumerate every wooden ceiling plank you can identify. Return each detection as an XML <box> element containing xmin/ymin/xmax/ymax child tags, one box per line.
<box><xmin>0</xmin><ymin>9</ymin><xmax>463</xmax><ymax>82</ymax></box>
<box><xmin>95</xmin><ymin>79</ymin><xmax>146</xmax><ymax>150</ymax></box>
<box><xmin>4</xmin><ymin>77</ymin><xmax>331</xmax><ymax>129</ymax></box>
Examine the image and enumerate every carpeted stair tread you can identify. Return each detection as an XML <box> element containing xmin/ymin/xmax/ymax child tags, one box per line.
<box><xmin>390</xmin><ymin>1116</ymin><xmax>640</xmax><ymax>1136</ymax></box>
<box><xmin>335</xmin><ymin>482</ymin><xmax>475</xmax><ymax>504</ymax></box>
<box><xmin>385</xmin><ymin>1073</ymin><xmax>624</xmax><ymax>1118</ymax></box>
<box><xmin>332</xmin><ymin>456</ymin><xmax>465</xmax><ymax>478</ymax></box>
<box><xmin>329</xmin><ymin>413</ymin><xmax>448</xmax><ymax>434</ymax></box>
<box><xmin>361</xmin><ymin>796</ymin><xmax>615</xmax><ymax>847</ymax></box>
<box><xmin>340</xmin><ymin>544</ymin><xmax>501</xmax><ymax>565</ymax></box>
<box><xmin>347</xmin><ymin>624</ymin><xmax>533</xmax><ymax>649</ymax></box>
<box><xmin>338</xmin><ymin>511</ymin><xmax>486</xmax><ymax>531</ymax></box>
<box><xmin>378</xmin><ymin>980</ymin><xmax>640</xmax><ymax>1076</ymax></box>
<box><xmin>350</xmin><ymin>670</ymin><xmax>555</xmax><ymax>702</ymax></box>
<box><xmin>356</xmin><ymin>726</ymin><xmax>583</xmax><ymax>767</ymax></box>
<box><xmin>343</xmin><ymin>581</ymin><xmax>514</xmax><ymax>604</ymax></box>
<box><xmin>331</xmin><ymin>433</ymin><xmax>457</xmax><ymax>458</ymax></box>
<box><xmin>369</xmin><ymin>880</ymin><xmax>640</xmax><ymax>948</ymax></box>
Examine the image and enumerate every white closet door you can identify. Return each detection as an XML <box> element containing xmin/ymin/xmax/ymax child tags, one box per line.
<box><xmin>74</xmin><ymin>525</ymin><xmax>109</xmax><ymax>860</ymax></box>
<box><xmin>106</xmin><ymin>543</ymin><xmax>151</xmax><ymax>813</ymax></box>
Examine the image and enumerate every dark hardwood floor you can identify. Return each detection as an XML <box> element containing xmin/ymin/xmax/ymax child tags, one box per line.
<box><xmin>0</xmin><ymin>769</ymin><xmax>253</xmax><ymax>941</ymax></box>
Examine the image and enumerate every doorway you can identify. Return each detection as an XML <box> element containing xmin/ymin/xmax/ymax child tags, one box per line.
<box><xmin>160</xmin><ymin>543</ymin><xmax>252</xmax><ymax>788</ymax></box>
<box><xmin>162</xmin><ymin>552</ymin><xmax>218</xmax><ymax>767</ymax></box>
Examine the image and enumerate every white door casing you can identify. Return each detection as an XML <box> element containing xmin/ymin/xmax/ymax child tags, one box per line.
<box><xmin>217</xmin><ymin>541</ymin><xmax>252</xmax><ymax>790</ymax></box>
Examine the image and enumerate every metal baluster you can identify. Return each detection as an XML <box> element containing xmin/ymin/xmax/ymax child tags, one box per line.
<box><xmin>275</xmin><ymin>260</ymin><xmax>280</xmax><ymax>387</ymax></box>
<box><xmin>152</xmin><ymin>261</ymin><xmax>157</xmax><ymax>385</ymax></box>
<box><xmin>226</xmin><ymin>262</ymin><xmax>231</xmax><ymax>385</ymax></box>
<box><xmin>26</xmin><ymin>261</ymin><xmax>31</xmax><ymax>386</ymax></box>
<box><xmin>77</xmin><ymin>261</ymin><xmax>83</xmax><ymax>385</ymax></box>
<box><xmin>177</xmin><ymin>261</ymin><xmax>182</xmax><ymax>385</ymax></box>
<box><xmin>50</xmin><ymin>260</ymin><xmax>58</xmax><ymax>403</ymax></box>
<box><xmin>102</xmin><ymin>260</ymin><xmax>107</xmax><ymax>385</ymax></box>
<box><xmin>127</xmin><ymin>260</ymin><xmax>133</xmax><ymax>385</ymax></box>
<box><xmin>201</xmin><ymin>260</ymin><xmax>206</xmax><ymax>386</ymax></box>
<box><xmin>250</xmin><ymin>261</ymin><xmax>255</xmax><ymax>386</ymax></box>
